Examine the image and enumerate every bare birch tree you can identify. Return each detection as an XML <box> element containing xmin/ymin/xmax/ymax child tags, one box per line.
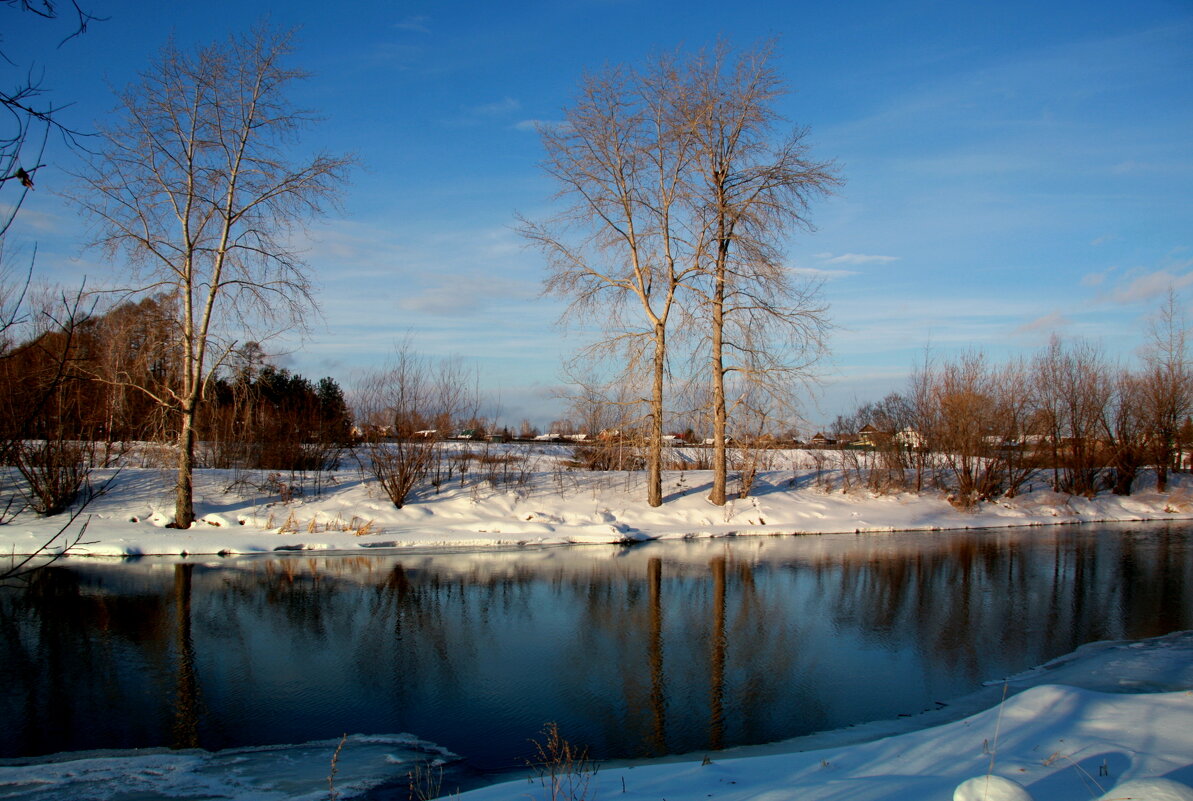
<box><xmin>520</xmin><ymin>57</ymin><xmax>702</xmax><ymax>507</ymax></box>
<box><xmin>72</xmin><ymin>27</ymin><xmax>352</xmax><ymax>527</ymax></box>
<box><xmin>683</xmin><ymin>42</ymin><xmax>838</xmax><ymax>505</ymax></box>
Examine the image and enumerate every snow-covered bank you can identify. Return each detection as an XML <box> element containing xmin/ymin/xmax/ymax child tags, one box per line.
<box><xmin>529</xmin><ymin>686</ymin><xmax>1193</xmax><ymax>801</ymax></box>
<box><xmin>2</xmin><ymin>454</ymin><xmax>1193</xmax><ymax>556</ymax></box>
<box><xmin>460</xmin><ymin>631</ymin><xmax>1193</xmax><ymax>801</ymax></box>
<box><xmin>1</xmin><ymin>632</ymin><xmax>1190</xmax><ymax>801</ymax></box>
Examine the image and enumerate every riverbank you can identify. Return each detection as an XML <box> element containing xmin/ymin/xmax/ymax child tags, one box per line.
<box><xmin>463</xmin><ymin>631</ymin><xmax>1193</xmax><ymax>801</ymax></box>
<box><xmin>3</xmin><ymin>454</ymin><xmax>1193</xmax><ymax>556</ymax></box>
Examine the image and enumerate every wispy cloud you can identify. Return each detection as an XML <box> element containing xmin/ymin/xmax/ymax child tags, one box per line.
<box><xmin>815</xmin><ymin>252</ymin><xmax>900</xmax><ymax>266</ymax></box>
<box><xmin>1107</xmin><ymin>265</ymin><xmax>1193</xmax><ymax>304</ymax></box>
<box><xmin>0</xmin><ymin>203</ymin><xmax>65</xmax><ymax>235</ymax></box>
<box><xmin>1081</xmin><ymin>266</ymin><xmax>1116</xmax><ymax>287</ymax></box>
<box><xmin>788</xmin><ymin>266</ymin><xmax>858</xmax><ymax>279</ymax></box>
<box><xmin>396</xmin><ymin>273</ymin><xmax>533</xmax><ymax>316</ymax></box>
<box><xmin>393</xmin><ymin>15</ymin><xmax>431</xmax><ymax>34</ymax></box>
<box><xmin>469</xmin><ymin>97</ymin><xmax>521</xmax><ymax>117</ymax></box>
<box><xmin>1013</xmin><ymin>312</ymin><xmax>1071</xmax><ymax>335</ymax></box>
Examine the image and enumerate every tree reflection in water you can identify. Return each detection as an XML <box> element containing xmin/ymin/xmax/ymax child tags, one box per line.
<box><xmin>0</xmin><ymin>523</ymin><xmax>1189</xmax><ymax>772</ymax></box>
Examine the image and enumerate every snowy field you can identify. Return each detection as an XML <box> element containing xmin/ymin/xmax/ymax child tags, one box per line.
<box><xmin>3</xmin><ymin>444</ymin><xmax>1193</xmax><ymax>557</ymax></box>
<box><xmin>2</xmin><ymin>445</ymin><xmax>1191</xmax><ymax>800</ymax></box>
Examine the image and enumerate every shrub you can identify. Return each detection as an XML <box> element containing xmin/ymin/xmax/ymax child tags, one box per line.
<box><xmin>13</xmin><ymin>438</ymin><xmax>94</xmax><ymax>516</ymax></box>
<box><xmin>356</xmin><ymin>438</ymin><xmax>436</xmax><ymax>509</ymax></box>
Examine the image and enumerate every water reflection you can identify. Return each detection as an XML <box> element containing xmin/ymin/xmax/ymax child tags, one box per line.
<box><xmin>0</xmin><ymin>524</ymin><xmax>1190</xmax><ymax>772</ymax></box>
<box><xmin>173</xmin><ymin>563</ymin><xmax>200</xmax><ymax>749</ymax></box>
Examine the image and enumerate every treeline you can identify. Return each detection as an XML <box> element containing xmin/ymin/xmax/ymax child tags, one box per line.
<box><xmin>0</xmin><ymin>295</ymin><xmax>352</xmax><ymax>506</ymax></box>
<box><xmin>829</xmin><ymin>317</ymin><xmax>1191</xmax><ymax>507</ymax></box>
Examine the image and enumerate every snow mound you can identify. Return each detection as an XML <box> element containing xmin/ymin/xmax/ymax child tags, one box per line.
<box><xmin>954</xmin><ymin>775</ymin><xmax>1033</xmax><ymax>801</ymax></box>
<box><xmin>1097</xmin><ymin>778</ymin><xmax>1193</xmax><ymax>800</ymax></box>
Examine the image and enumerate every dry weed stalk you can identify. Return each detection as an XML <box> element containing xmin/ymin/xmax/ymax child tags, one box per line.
<box><xmin>407</xmin><ymin>762</ymin><xmax>444</xmax><ymax>801</ymax></box>
<box><xmin>527</xmin><ymin>722</ymin><xmax>597</xmax><ymax>801</ymax></box>
<box><xmin>327</xmin><ymin>733</ymin><xmax>347</xmax><ymax>801</ymax></box>
<box><xmin>286</xmin><ymin>513</ymin><xmax>378</xmax><ymax>537</ymax></box>
<box><xmin>276</xmin><ymin>511</ymin><xmax>299</xmax><ymax>534</ymax></box>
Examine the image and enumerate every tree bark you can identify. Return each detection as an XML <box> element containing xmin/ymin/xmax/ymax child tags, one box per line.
<box><xmin>648</xmin><ymin>323</ymin><xmax>666</xmax><ymax>507</ymax></box>
<box><xmin>174</xmin><ymin>401</ymin><xmax>196</xmax><ymax>528</ymax></box>
<box><xmin>710</xmin><ymin>240</ymin><xmax>728</xmax><ymax>506</ymax></box>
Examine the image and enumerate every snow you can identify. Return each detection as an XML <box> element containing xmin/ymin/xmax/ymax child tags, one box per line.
<box><xmin>0</xmin><ymin>734</ymin><xmax>455</xmax><ymax>800</ymax></box>
<box><xmin>2</xmin><ymin>447</ymin><xmax>1191</xmax><ymax>800</ymax></box>
<box><xmin>953</xmin><ymin>776</ymin><xmax>1033</xmax><ymax>801</ymax></box>
<box><xmin>1095</xmin><ymin>779</ymin><xmax>1193</xmax><ymax>800</ymax></box>
<box><xmin>2</xmin><ymin>445</ymin><xmax>1192</xmax><ymax>558</ymax></box>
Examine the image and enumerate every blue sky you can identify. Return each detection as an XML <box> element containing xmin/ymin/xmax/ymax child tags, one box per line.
<box><xmin>4</xmin><ymin>0</ymin><xmax>1192</xmax><ymax>429</ymax></box>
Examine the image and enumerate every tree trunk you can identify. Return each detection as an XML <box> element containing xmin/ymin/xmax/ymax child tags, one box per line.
<box><xmin>648</xmin><ymin>323</ymin><xmax>665</xmax><ymax>507</ymax></box>
<box><xmin>710</xmin><ymin>241</ymin><xmax>728</xmax><ymax>506</ymax></box>
<box><xmin>174</xmin><ymin>400</ymin><xmax>197</xmax><ymax>528</ymax></box>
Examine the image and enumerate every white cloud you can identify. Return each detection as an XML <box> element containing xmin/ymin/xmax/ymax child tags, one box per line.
<box><xmin>818</xmin><ymin>253</ymin><xmax>900</xmax><ymax>266</ymax></box>
<box><xmin>1108</xmin><ymin>266</ymin><xmax>1193</xmax><ymax>305</ymax></box>
<box><xmin>787</xmin><ymin>267</ymin><xmax>858</xmax><ymax>279</ymax></box>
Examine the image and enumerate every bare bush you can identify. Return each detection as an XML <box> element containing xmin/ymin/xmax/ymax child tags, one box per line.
<box><xmin>731</xmin><ymin>437</ymin><xmax>780</xmax><ymax>498</ymax></box>
<box><xmin>12</xmin><ymin>438</ymin><xmax>94</xmax><ymax>516</ymax></box>
<box><xmin>569</xmin><ymin>440</ymin><xmax>645</xmax><ymax>471</ymax></box>
<box><xmin>361</xmin><ymin>440</ymin><xmax>436</xmax><ymax>510</ymax></box>
<box><xmin>353</xmin><ymin>344</ymin><xmax>479</xmax><ymax>508</ymax></box>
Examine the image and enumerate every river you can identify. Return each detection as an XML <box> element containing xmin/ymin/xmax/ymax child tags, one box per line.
<box><xmin>1</xmin><ymin>522</ymin><xmax>1190</xmax><ymax>780</ymax></box>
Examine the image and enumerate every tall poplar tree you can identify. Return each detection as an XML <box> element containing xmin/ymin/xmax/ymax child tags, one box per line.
<box><xmin>74</xmin><ymin>27</ymin><xmax>352</xmax><ymax>527</ymax></box>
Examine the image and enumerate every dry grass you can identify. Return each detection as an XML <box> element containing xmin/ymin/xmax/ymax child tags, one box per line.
<box><xmin>527</xmin><ymin>722</ymin><xmax>597</xmax><ymax>801</ymax></box>
<box><xmin>407</xmin><ymin>762</ymin><xmax>444</xmax><ymax>801</ymax></box>
<box><xmin>266</xmin><ymin>511</ymin><xmax>375</xmax><ymax>537</ymax></box>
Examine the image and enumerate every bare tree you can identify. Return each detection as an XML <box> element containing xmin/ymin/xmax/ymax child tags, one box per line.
<box><xmin>1033</xmin><ymin>337</ymin><xmax>1111</xmax><ymax>496</ymax></box>
<box><xmin>521</xmin><ymin>56</ymin><xmax>702</xmax><ymax>507</ymax></box>
<box><xmin>1102</xmin><ymin>368</ymin><xmax>1147</xmax><ymax>496</ymax></box>
<box><xmin>72</xmin><ymin>27</ymin><xmax>352</xmax><ymax>527</ymax></box>
<box><xmin>995</xmin><ymin>358</ymin><xmax>1039</xmax><ymax>498</ymax></box>
<box><xmin>683</xmin><ymin>41</ymin><xmax>838</xmax><ymax>505</ymax></box>
<box><xmin>929</xmin><ymin>352</ymin><xmax>1006</xmax><ymax>507</ymax></box>
<box><xmin>904</xmin><ymin>353</ymin><xmax>938</xmax><ymax>492</ymax></box>
<box><xmin>1140</xmin><ymin>290</ymin><xmax>1192</xmax><ymax>492</ymax></box>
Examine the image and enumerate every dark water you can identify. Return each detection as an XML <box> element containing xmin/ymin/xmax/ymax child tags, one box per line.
<box><xmin>1</xmin><ymin>524</ymin><xmax>1191</xmax><ymax>774</ymax></box>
